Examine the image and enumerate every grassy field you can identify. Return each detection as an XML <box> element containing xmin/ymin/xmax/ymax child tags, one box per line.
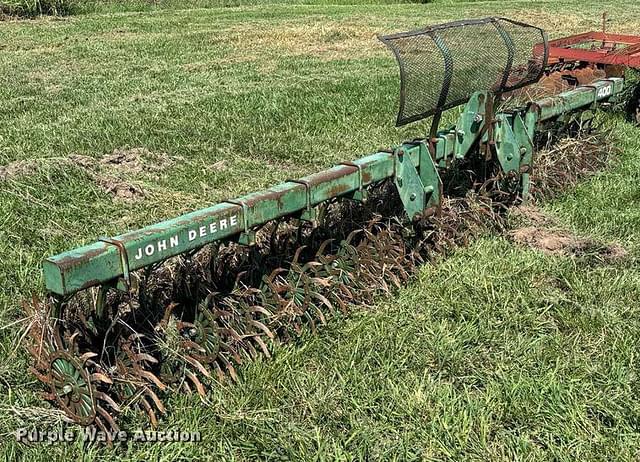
<box><xmin>0</xmin><ymin>0</ymin><xmax>539</xmax><ymax>18</ymax></box>
<box><xmin>1</xmin><ymin>0</ymin><xmax>640</xmax><ymax>460</ymax></box>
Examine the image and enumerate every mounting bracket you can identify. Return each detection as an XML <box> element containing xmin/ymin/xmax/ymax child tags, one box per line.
<box><xmin>394</xmin><ymin>143</ymin><xmax>441</xmax><ymax>220</ymax></box>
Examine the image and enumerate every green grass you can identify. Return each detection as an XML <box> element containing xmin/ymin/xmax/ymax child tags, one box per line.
<box><xmin>0</xmin><ymin>0</ymin><xmax>76</xmax><ymax>18</ymax></box>
<box><xmin>0</xmin><ymin>0</ymin><xmax>533</xmax><ymax>18</ymax></box>
<box><xmin>1</xmin><ymin>1</ymin><xmax>640</xmax><ymax>460</ymax></box>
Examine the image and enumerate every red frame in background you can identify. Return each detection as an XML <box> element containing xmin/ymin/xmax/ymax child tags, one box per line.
<box><xmin>544</xmin><ymin>31</ymin><xmax>640</xmax><ymax>68</ymax></box>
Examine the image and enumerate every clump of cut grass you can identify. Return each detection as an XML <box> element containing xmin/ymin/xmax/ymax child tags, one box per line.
<box><xmin>531</xmin><ymin>128</ymin><xmax>616</xmax><ymax>201</ymax></box>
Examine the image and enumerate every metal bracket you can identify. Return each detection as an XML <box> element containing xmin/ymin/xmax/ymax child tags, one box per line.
<box><xmin>286</xmin><ymin>179</ymin><xmax>319</xmax><ymax>226</ymax></box>
<box><xmin>338</xmin><ymin>161</ymin><xmax>368</xmax><ymax>202</ymax></box>
<box><xmin>518</xmin><ymin>112</ymin><xmax>535</xmax><ymax>201</ymax></box>
<box><xmin>392</xmin><ymin>143</ymin><xmax>442</xmax><ymax>220</ymax></box>
<box><xmin>494</xmin><ymin>111</ymin><xmax>534</xmax><ymax>200</ymax></box>
<box><xmin>98</xmin><ymin>237</ymin><xmax>131</xmax><ymax>290</ymax></box>
<box><xmin>393</xmin><ymin>147</ymin><xmax>425</xmax><ymax>221</ymax></box>
<box><xmin>96</xmin><ymin>237</ymin><xmax>135</xmax><ymax>319</ymax></box>
<box><xmin>417</xmin><ymin>141</ymin><xmax>442</xmax><ymax>214</ymax></box>
<box><xmin>495</xmin><ymin>113</ymin><xmax>524</xmax><ymax>173</ymax></box>
<box><xmin>223</xmin><ymin>199</ymin><xmax>256</xmax><ymax>245</ymax></box>
<box><xmin>454</xmin><ymin>91</ymin><xmax>488</xmax><ymax>160</ymax></box>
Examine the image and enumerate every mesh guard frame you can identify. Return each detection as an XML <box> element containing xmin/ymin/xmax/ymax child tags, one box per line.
<box><xmin>379</xmin><ymin>17</ymin><xmax>549</xmax><ymax>126</ymax></box>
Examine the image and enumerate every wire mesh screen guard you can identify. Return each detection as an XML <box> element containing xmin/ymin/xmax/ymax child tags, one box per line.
<box><xmin>379</xmin><ymin>17</ymin><xmax>549</xmax><ymax>126</ymax></box>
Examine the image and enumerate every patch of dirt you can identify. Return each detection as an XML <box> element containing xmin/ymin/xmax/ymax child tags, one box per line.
<box><xmin>95</xmin><ymin>177</ymin><xmax>145</xmax><ymax>202</ymax></box>
<box><xmin>511</xmin><ymin>226</ymin><xmax>583</xmax><ymax>255</ymax></box>
<box><xmin>510</xmin><ymin>204</ymin><xmax>557</xmax><ymax>228</ymax></box>
<box><xmin>0</xmin><ymin>160</ymin><xmax>38</xmax><ymax>182</ymax></box>
<box><xmin>67</xmin><ymin>154</ymin><xmax>95</xmax><ymax>169</ymax></box>
<box><xmin>509</xmin><ymin>209</ymin><xmax>627</xmax><ymax>263</ymax></box>
<box><xmin>0</xmin><ymin>148</ymin><xmax>176</xmax><ymax>204</ymax></box>
<box><xmin>68</xmin><ymin>147</ymin><xmax>182</xmax><ymax>203</ymax></box>
<box><xmin>99</xmin><ymin>147</ymin><xmax>177</xmax><ymax>177</ymax></box>
<box><xmin>508</xmin><ymin>205</ymin><xmax>627</xmax><ymax>262</ymax></box>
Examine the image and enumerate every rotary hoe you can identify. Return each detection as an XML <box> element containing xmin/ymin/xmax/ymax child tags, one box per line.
<box><xmin>22</xmin><ymin>17</ymin><xmax>640</xmax><ymax>437</ymax></box>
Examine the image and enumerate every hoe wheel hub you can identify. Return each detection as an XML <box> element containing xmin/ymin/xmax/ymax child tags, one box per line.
<box><xmin>49</xmin><ymin>351</ymin><xmax>96</xmax><ymax>425</ymax></box>
<box><xmin>192</xmin><ymin>311</ymin><xmax>220</xmax><ymax>357</ymax></box>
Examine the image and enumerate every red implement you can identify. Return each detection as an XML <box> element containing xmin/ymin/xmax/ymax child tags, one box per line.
<box><xmin>546</xmin><ymin>31</ymin><xmax>640</xmax><ymax>68</ymax></box>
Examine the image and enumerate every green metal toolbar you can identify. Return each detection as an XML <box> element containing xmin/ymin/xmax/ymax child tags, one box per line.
<box><xmin>43</xmin><ymin>77</ymin><xmax>624</xmax><ymax>297</ymax></box>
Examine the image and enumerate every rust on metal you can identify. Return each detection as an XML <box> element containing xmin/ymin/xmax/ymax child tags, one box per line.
<box><xmin>52</xmin><ymin>246</ymin><xmax>109</xmax><ymax>270</ymax></box>
<box><xmin>547</xmin><ymin>31</ymin><xmax>640</xmax><ymax>68</ymax></box>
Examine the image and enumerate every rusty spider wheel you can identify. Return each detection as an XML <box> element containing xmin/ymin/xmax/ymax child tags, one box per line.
<box><xmin>112</xmin><ymin>334</ymin><xmax>166</xmax><ymax>427</ymax></box>
<box><xmin>48</xmin><ymin>350</ymin><xmax>97</xmax><ymax>425</ymax></box>
<box><xmin>25</xmin><ymin>308</ymin><xmax>121</xmax><ymax>435</ymax></box>
<box><xmin>182</xmin><ymin>307</ymin><xmax>221</xmax><ymax>361</ymax></box>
